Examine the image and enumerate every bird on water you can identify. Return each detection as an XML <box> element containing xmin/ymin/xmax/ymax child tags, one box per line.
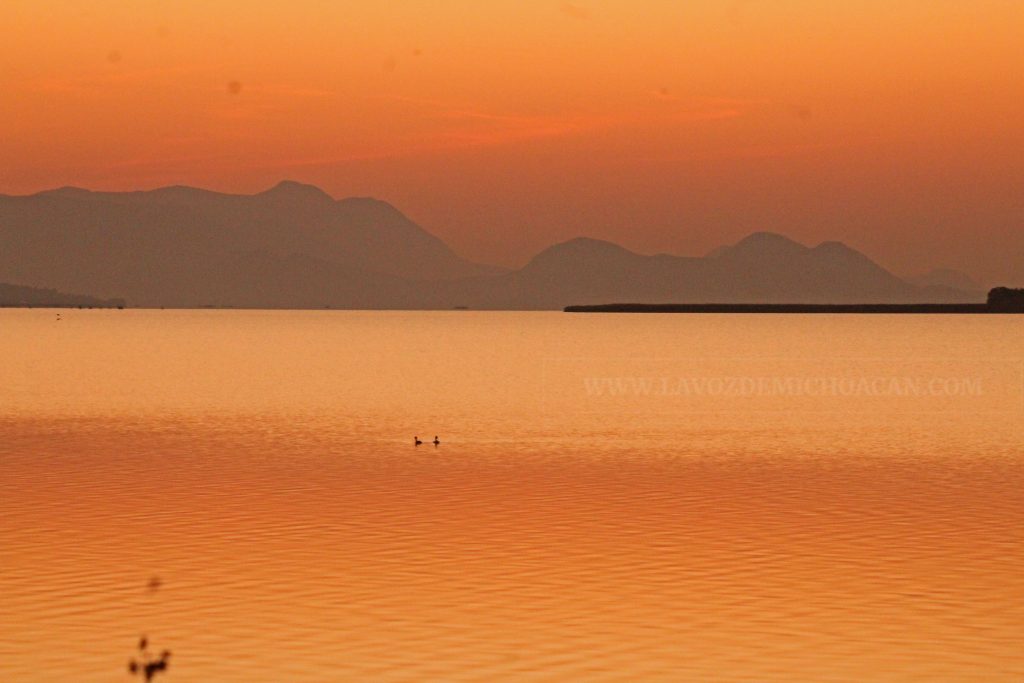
<box><xmin>414</xmin><ymin>436</ymin><xmax>422</xmax><ymax>446</ymax></box>
<box><xmin>433</xmin><ymin>436</ymin><xmax>440</xmax><ymax>446</ymax></box>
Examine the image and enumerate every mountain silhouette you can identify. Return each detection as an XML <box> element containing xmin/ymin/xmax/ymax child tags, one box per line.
<box><xmin>0</xmin><ymin>182</ymin><xmax>980</xmax><ymax>309</ymax></box>
<box><xmin>445</xmin><ymin>232</ymin><xmax>978</xmax><ymax>309</ymax></box>
<box><xmin>0</xmin><ymin>282</ymin><xmax>124</xmax><ymax>308</ymax></box>
<box><xmin>0</xmin><ymin>182</ymin><xmax>500</xmax><ymax>307</ymax></box>
<box><xmin>906</xmin><ymin>268</ymin><xmax>982</xmax><ymax>293</ymax></box>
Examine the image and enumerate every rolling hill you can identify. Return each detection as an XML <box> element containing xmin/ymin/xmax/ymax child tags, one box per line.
<box><xmin>0</xmin><ymin>182</ymin><xmax>980</xmax><ymax>309</ymax></box>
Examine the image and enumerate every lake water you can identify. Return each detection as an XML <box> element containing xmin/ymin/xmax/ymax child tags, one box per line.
<box><xmin>1</xmin><ymin>310</ymin><xmax>1022</xmax><ymax>681</ymax></box>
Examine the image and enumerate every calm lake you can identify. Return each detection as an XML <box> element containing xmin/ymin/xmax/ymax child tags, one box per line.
<box><xmin>1</xmin><ymin>310</ymin><xmax>1022</xmax><ymax>681</ymax></box>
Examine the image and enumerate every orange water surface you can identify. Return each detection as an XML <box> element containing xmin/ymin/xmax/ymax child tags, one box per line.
<box><xmin>1</xmin><ymin>310</ymin><xmax>1022</xmax><ymax>681</ymax></box>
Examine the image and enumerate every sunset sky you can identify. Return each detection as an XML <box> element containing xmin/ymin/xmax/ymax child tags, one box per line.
<box><xmin>2</xmin><ymin>1</ymin><xmax>1022</xmax><ymax>283</ymax></box>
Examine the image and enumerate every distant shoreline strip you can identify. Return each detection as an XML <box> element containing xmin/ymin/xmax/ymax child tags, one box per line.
<box><xmin>564</xmin><ymin>304</ymin><xmax>1023</xmax><ymax>314</ymax></box>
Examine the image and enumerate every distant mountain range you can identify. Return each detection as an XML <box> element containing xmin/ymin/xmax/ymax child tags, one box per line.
<box><xmin>0</xmin><ymin>282</ymin><xmax>124</xmax><ymax>308</ymax></box>
<box><xmin>0</xmin><ymin>181</ymin><xmax>983</xmax><ymax>309</ymax></box>
<box><xmin>904</xmin><ymin>267</ymin><xmax>980</xmax><ymax>293</ymax></box>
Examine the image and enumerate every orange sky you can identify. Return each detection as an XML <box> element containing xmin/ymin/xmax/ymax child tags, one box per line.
<box><xmin>2</xmin><ymin>1</ymin><xmax>1022</xmax><ymax>283</ymax></box>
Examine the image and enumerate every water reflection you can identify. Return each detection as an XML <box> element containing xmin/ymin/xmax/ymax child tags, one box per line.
<box><xmin>1</xmin><ymin>310</ymin><xmax>1022</xmax><ymax>681</ymax></box>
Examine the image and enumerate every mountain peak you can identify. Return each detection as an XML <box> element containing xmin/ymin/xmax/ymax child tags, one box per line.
<box><xmin>259</xmin><ymin>180</ymin><xmax>334</xmax><ymax>202</ymax></box>
<box><xmin>562</xmin><ymin>236</ymin><xmax>633</xmax><ymax>251</ymax></box>
<box><xmin>538</xmin><ymin>237</ymin><xmax>637</xmax><ymax>259</ymax></box>
<box><xmin>734</xmin><ymin>231</ymin><xmax>805</xmax><ymax>249</ymax></box>
<box><xmin>713</xmin><ymin>231</ymin><xmax>808</xmax><ymax>259</ymax></box>
<box><xmin>522</xmin><ymin>237</ymin><xmax>641</xmax><ymax>274</ymax></box>
<box><xmin>813</xmin><ymin>240</ymin><xmax>855</xmax><ymax>254</ymax></box>
<box><xmin>37</xmin><ymin>186</ymin><xmax>94</xmax><ymax>197</ymax></box>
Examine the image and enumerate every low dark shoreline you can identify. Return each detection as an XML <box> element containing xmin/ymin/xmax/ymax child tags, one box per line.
<box><xmin>564</xmin><ymin>303</ymin><xmax>1023</xmax><ymax>314</ymax></box>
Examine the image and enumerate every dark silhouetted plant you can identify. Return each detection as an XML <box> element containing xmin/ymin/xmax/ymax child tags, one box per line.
<box><xmin>988</xmin><ymin>287</ymin><xmax>1024</xmax><ymax>310</ymax></box>
<box><xmin>128</xmin><ymin>635</ymin><xmax>171</xmax><ymax>682</ymax></box>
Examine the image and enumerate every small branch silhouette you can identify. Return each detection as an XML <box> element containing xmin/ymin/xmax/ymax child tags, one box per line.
<box><xmin>128</xmin><ymin>635</ymin><xmax>171</xmax><ymax>681</ymax></box>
